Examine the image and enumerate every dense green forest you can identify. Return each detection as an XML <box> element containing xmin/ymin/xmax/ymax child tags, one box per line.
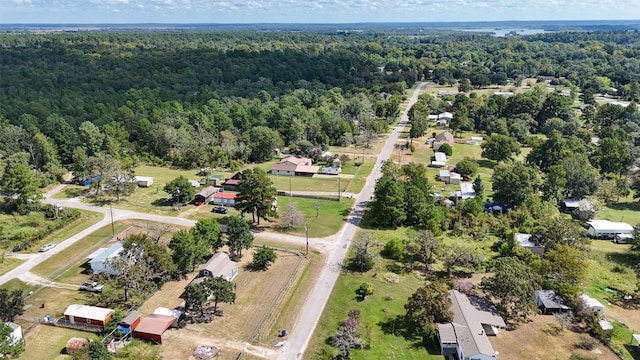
<box><xmin>1</xmin><ymin>30</ymin><xmax>640</xmax><ymax>198</ymax></box>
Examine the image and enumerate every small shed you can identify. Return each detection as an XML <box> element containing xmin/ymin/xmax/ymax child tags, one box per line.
<box><xmin>133</xmin><ymin>176</ymin><xmax>154</xmax><ymax>187</ymax></box>
<box><xmin>206</xmin><ymin>175</ymin><xmax>225</xmax><ymax>186</ymax></box>
<box><xmin>132</xmin><ymin>314</ymin><xmax>176</xmax><ymax>344</ymax></box>
<box><xmin>580</xmin><ymin>294</ymin><xmax>605</xmax><ymax>315</ymax></box>
<box><xmin>89</xmin><ymin>242</ymin><xmax>124</xmax><ymax>275</ymax></box>
<box><xmin>188</xmin><ymin>179</ymin><xmax>200</xmax><ymax>187</ymax></box>
<box><xmin>64</xmin><ymin>304</ymin><xmax>114</xmax><ymax>328</ymax></box>
<box><xmin>586</xmin><ymin>220</ymin><xmax>634</xmax><ymax>239</ymax></box>
<box><xmin>212</xmin><ymin>192</ymin><xmax>237</xmax><ymax>206</ymax></box>
<box><xmin>535</xmin><ymin>290</ymin><xmax>570</xmax><ymax>314</ymax></box>
<box><xmin>193</xmin><ymin>186</ymin><xmax>219</xmax><ymax>205</ymax></box>
<box><xmin>4</xmin><ymin>322</ymin><xmax>22</xmax><ymax>346</ymax></box>
<box><xmin>116</xmin><ymin>310</ymin><xmax>141</xmax><ymax>334</ymax></box>
<box><xmin>599</xmin><ymin>319</ymin><xmax>614</xmax><ymax>331</ymax></box>
<box><xmin>195</xmin><ymin>252</ymin><xmax>238</xmax><ymax>282</ymax></box>
<box><xmin>66</xmin><ymin>337</ymin><xmax>89</xmax><ymax>355</ymax></box>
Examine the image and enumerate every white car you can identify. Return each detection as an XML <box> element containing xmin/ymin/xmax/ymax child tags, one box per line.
<box><xmin>39</xmin><ymin>243</ymin><xmax>56</xmax><ymax>252</ymax></box>
<box><xmin>79</xmin><ymin>282</ymin><xmax>104</xmax><ymax>292</ymax></box>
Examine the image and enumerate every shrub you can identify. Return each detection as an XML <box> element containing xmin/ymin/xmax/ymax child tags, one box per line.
<box><xmin>355</xmin><ymin>283</ymin><xmax>374</xmax><ymax>299</ymax></box>
<box><xmin>569</xmin><ymin>353</ymin><xmax>597</xmax><ymax>360</ymax></box>
<box><xmin>575</xmin><ymin>335</ymin><xmax>599</xmax><ymax>350</ymax></box>
<box><xmin>438</xmin><ymin>143</ymin><xmax>453</xmax><ymax>156</ymax></box>
<box><xmin>381</xmin><ymin>238</ymin><xmax>404</xmax><ymax>260</ymax></box>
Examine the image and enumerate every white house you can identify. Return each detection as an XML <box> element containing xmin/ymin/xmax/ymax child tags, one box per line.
<box><xmin>452</xmin><ymin>182</ymin><xmax>475</xmax><ymax>200</ymax></box>
<box><xmin>133</xmin><ymin>176</ymin><xmax>154</xmax><ymax>187</ymax></box>
<box><xmin>580</xmin><ymin>294</ymin><xmax>605</xmax><ymax>315</ymax></box>
<box><xmin>271</xmin><ymin>156</ymin><xmax>319</xmax><ymax>176</ymax></box>
<box><xmin>586</xmin><ymin>220</ymin><xmax>634</xmax><ymax>239</ymax></box>
<box><xmin>88</xmin><ymin>242</ymin><xmax>124</xmax><ymax>275</ymax></box>
<box><xmin>437</xmin><ymin>290</ymin><xmax>506</xmax><ymax>360</ymax></box>
<box><xmin>3</xmin><ymin>322</ymin><xmax>22</xmax><ymax>346</ymax></box>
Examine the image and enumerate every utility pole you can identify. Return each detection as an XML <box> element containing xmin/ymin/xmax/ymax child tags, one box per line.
<box><xmin>304</xmin><ymin>223</ymin><xmax>309</xmax><ymax>259</ymax></box>
<box><xmin>289</xmin><ymin>176</ymin><xmax>292</xmax><ymax>197</ymax></box>
<box><xmin>338</xmin><ymin>177</ymin><xmax>341</xmax><ymax>201</ymax></box>
<box><xmin>315</xmin><ymin>198</ymin><xmax>320</xmax><ymax>217</ymax></box>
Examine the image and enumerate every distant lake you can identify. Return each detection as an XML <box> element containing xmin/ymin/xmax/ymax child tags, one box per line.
<box><xmin>454</xmin><ymin>28</ymin><xmax>551</xmax><ymax>37</ymax></box>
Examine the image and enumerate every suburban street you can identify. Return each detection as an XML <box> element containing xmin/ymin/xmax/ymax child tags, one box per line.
<box><xmin>277</xmin><ymin>82</ymin><xmax>427</xmax><ymax>359</ymax></box>
<box><xmin>0</xmin><ymin>82</ymin><xmax>427</xmax><ymax>359</ymax></box>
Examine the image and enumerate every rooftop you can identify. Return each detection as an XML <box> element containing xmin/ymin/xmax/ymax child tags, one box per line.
<box><xmin>133</xmin><ymin>314</ymin><xmax>176</xmax><ymax>336</ymax></box>
<box><xmin>536</xmin><ymin>290</ymin><xmax>570</xmax><ymax>310</ymax></box>
<box><xmin>64</xmin><ymin>304</ymin><xmax>114</xmax><ymax>321</ymax></box>
<box><xmin>587</xmin><ymin>220</ymin><xmax>633</xmax><ymax>232</ymax></box>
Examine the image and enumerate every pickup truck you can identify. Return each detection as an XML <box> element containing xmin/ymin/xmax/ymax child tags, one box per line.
<box><xmin>79</xmin><ymin>282</ymin><xmax>104</xmax><ymax>292</ymax></box>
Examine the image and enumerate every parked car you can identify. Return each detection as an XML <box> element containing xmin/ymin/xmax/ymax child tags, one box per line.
<box><xmin>79</xmin><ymin>282</ymin><xmax>104</xmax><ymax>292</ymax></box>
<box><xmin>39</xmin><ymin>243</ymin><xmax>56</xmax><ymax>252</ymax></box>
<box><xmin>212</xmin><ymin>206</ymin><xmax>228</xmax><ymax>214</ymax></box>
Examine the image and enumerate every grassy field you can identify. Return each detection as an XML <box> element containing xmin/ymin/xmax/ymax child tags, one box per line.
<box><xmin>272</xmin><ymin>196</ymin><xmax>355</xmax><ymax>238</ymax></box>
<box><xmin>306</xmin><ymin>229</ymin><xmax>443</xmax><ymax>360</ymax></box>
<box><xmin>598</xmin><ymin>198</ymin><xmax>640</xmax><ymax>226</ymax></box>
<box><xmin>21</xmin><ymin>325</ymin><xmax>99</xmax><ymax>360</ymax></box>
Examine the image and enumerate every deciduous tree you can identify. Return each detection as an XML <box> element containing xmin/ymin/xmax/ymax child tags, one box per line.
<box><xmin>226</xmin><ymin>216</ymin><xmax>254</xmax><ymax>258</ymax></box>
<box><xmin>492</xmin><ymin>162</ymin><xmax>541</xmax><ymax>207</ymax></box>
<box><xmin>481</xmin><ymin>257</ymin><xmax>541</xmax><ymax>323</ymax></box>
<box><xmin>0</xmin><ymin>289</ymin><xmax>24</xmax><ymax>322</ymax></box>
<box><xmin>348</xmin><ymin>232</ymin><xmax>378</xmax><ymax>272</ymax></box>
<box><xmin>481</xmin><ymin>133</ymin><xmax>520</xmax><ymax>163</ymax></box>
<box><xmin>404</xmin><ymin>281</ymin><xmax>453</xmax><ymax>339</ymax></box>
<box><xmin>252</xmin><ymin>245</ymin><xmax>277</xmax><ymax>270</ymax></box>
<box><xmin>190</xmin><ymin>218</ymin><xmax>223</xmax><ymax>253</ymax></box>
<box><xmin>168</xmin><ymin>230</ymin><xmax>208</xmax><ymax>273</ymax></box>
<box><xmin>163</xmin><ymin>175</ymin><xmax>195</xmax><ymax>205</ymax></box>
<box><xmin>234</xmin><ymin>168</ymin><xmax>278</xmax><ymax>225</ymax></box>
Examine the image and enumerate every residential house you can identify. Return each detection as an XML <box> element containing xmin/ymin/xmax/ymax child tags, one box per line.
<box><xmin>223</xmin><ymin>172</ymin><xmax>242</xmax><ymax>191</ymax></box>
<box><xmin>438</xmin><ymin>170</ymin><xmax>461</xmax><ymax>184</ymax></box>
<box><xmin>88</xmin><ymin>242</ymin><xmax>124</xmax><ymax>275</ymax></box>
<box><xmin>192</xmin><ymin>252</ymin><xmax>238</xmax><ymax>284</ymax></box>
<box><xmin>437</xmin><ymin>290</ymin><xmax>506</xmax><ymax>360</ymax></box>
<box><xmin>514</xmin><ymin>233</ymin><xmax>545</xmax><ymax>256</ymax></box>
<box><xmin>205</xmin><ymin>175</ymin><xmax>225</xmax><ymax>187</ymax></box>
<box><xmin>535</xmin><ymin>290</ymin><xmax>570</xmax><ymax>314</ymax></box>
<box><xmin>193</xmin><ymin>186</ymin><xmax>219</xmax><ymax>205</ymax></box>
<box><xmin>64</xmin><ymin>304</ymin><xmax>115</xmax><ymax>328</ymax></box>
<box><xmin>432</xmin><ymin>131</ymin><xmax>454</xmax><ymax>151</ymax></box>
<box><xmin>212</xmin><ymin>192</ymin><xmax>237</xmax><ymax>206</ymax></box>
<box><xmin>586</xmin><ymin>220</ymin><xmax>634</xmax><ymax>239</ymax></box>
<box><xmin>271</xmin><ymin>156</ymin><xmax>319</xmax><ymax>176</ymax></box>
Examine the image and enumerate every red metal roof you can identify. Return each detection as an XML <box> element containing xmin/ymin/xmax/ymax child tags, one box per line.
<box><xmin>214</xmin><ymin>192</ymin><xmax>237</xmax><ymax>200</ymax></box>
<box><xmin>133</xmin><ymin>314</ymin><xmax>176</xmax><ymax>336</ymax></box>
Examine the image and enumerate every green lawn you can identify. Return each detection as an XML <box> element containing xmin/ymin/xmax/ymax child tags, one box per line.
<box><xmin>598</xmin><ymin>199</ymin><xmax>640</xmax><ymax>226</ymax></box>
<box><xmin>22</xmin><ymin>324</ymin><xmax>99</xmax><ymax>360</ymax></box>
<box><xmin>275</xmin><ymin>197</ymin><xmax>354</xmax><ymax>238</ymax></box>
<box><xmin>0</xmin><ymin>279</ymin><xmax>33</xmax><ymax>295</ymax></box>
<box><xmin>0</xmin><ymin>258</ymin><xmax>25</xmax><ymax>276</ymax></box>
<box><xmin>306</xmin><ymin>229</ymin><xmax>443</xmax><ymax>360</ymax></box>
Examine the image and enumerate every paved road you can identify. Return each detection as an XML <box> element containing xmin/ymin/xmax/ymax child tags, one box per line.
<box><xmin>276</xmin><ymin>82</ymin><xmax>427</xmax><ymax>359</ymax></box>
<box><xmin>0</xmin><ymin>82</ymin><xmax>426</xmax><ymax>359</ymax></box>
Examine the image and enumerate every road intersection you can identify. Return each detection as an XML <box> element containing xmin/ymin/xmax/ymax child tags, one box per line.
<box><xmin>0</xmin><ymin>82</ymin><xmax>427</xmax><ymax>359</ymax></box>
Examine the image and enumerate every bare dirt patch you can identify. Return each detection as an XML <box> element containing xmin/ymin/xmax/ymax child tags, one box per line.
<box><xmin>149</xmin><ymin>247</ymin><xmax>318</xmax><ymax>360</ymax></box>
<box><xmin>490</xmin><ymin>314</ymin><xmax>619</xmax><ymax>360</ymax></box>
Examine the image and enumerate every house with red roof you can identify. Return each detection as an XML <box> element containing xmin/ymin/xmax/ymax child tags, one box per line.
<box><xmin>271</xmin><ymin>156</ymin><xmax>319</xmax><ymax>177</ymax></box>
<box><xmin>212</xmin><ymin>192</ymin><xmax>236</xmax><ymax>206</ymax></box>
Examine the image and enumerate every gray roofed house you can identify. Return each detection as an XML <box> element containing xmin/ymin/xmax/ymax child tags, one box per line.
<box><xmin>437</xmin><ymin>290</ymin><xmax>506</xmax><ymax>360</ymax></box>
<box><xmin>535</xmin><ymin>290</ymin><xmax>570</xmax><ymax>314</ymax></box>
<box><xmin>192</xmin><ymin>252</ymin><xmax>238</xmax><ymax>283</ymax></box>
<box><xmin>514</xmin><ymin>233</ymin><xmax>545</xmax><ymax>256</ymax></box>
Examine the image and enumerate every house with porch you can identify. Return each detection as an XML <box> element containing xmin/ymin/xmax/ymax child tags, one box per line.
<box><xmin>271</xmin><ymin>156</ymin><xmax>319</xmax><ymax>176</ymax></box>
<box><xmin>437</xmin><ymin>290</ymin><xmax>506</xmax><ymax>360</ymax></box>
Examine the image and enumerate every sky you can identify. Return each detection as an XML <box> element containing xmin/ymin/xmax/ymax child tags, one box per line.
<box><xmin>1</xmin><ymin>0</ymin><xmax>639</xmax><ymax>24</ymax></box>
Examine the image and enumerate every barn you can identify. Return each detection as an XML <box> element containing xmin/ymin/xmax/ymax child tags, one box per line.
<box><xmin>64</xmin><ymin>304</ymin><xmax>114</xmax><ymax>328</ymax></box>
<box><xmin>132</xmin><ymin>314</ymin><xmax>176</xmax><ymax>344</ymax></box>
<box><xmin>116</xmin><ymin>310</ymin><xmax>141</xmax><ymax>334</ymax></box>
<box><xmin>193</xmin><ymin>186</ymin><xmax>219</xmax><ymax>205</ymax></box>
